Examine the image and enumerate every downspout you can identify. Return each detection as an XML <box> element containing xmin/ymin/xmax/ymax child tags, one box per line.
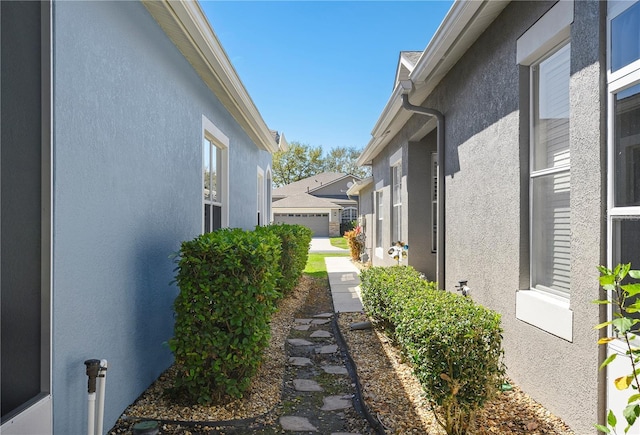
<box><xmin>399</xmin><ymin>81</ymin><xmax>445</xmax><ymax>289</ymax></box>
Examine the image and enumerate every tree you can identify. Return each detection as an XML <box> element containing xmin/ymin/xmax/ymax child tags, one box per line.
<box><xmin>272</xmin><ymin>142</ymin><xmax>371</xmax><ymax>187</ymax></box>
<box><xmin>324</xmin><ymin>146</ymin><xmax>371</xmax><ymax>179</ymax></box>
<box><xmin>272</xmin><ymin>142</ymin><xmax>324</xmax><ymax>187</ymax></box>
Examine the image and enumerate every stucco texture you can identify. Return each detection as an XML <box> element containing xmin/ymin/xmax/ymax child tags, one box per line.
<box><xmin>370</xmin><ymin>1</ymin><xmax>605</xmax><ymax>432</ymax></box>
<box><xmin>52</xmin><ymin>1</ymin><xmax>270</xmax><ymax>432</ymax></box>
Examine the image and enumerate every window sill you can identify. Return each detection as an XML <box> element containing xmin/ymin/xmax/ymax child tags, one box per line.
<box><xmin>515</xmin><ymin>290</ymin><xmax>573</xmax><ymax>342</ymax></box>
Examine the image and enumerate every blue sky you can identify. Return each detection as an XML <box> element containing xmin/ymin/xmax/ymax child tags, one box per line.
<box><xmin>201</xmin><ymin>1</ymin><xmax>453</xmax><ymax>153</ymax></box>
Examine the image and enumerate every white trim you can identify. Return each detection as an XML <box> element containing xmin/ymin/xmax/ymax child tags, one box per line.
<box><xmin>0</xmin><ymin>395</ymin><xmax>52</xmax><ymax>435</ymax></box>
<box><xmin>515</xmin><ymin>290</ymin><xmax>573</xmax><ymax>341</ymax></box>
<box><xmin>516</xmin><ymin>0</ymin><xmax>574</xmax><ymax>66</ymax></box>
<box><xmin>257</xmin><ymin>165</ymin><xmax>265</xmax><ymax>226</ymax></box>
<box><xmin>607</xmin><ymin>1</ymin><xmax>640</xmax><ymax>83</ymax></box>
<box><xmin>389</xmin><ymin>148</ymin><xmax>402</xmax><ymax>167</ymax></box>
<box><xmin>202</xmin><ymin>115</ymin><xmax>229</xmax><ymax>230</ymax></box>
<box><xmin>141</xmin><ymin>1</ymin><xmax>277</xmax><ymax>153</ymax></box>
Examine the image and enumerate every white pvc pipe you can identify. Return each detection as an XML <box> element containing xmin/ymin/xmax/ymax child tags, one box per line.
<box><xmin>95</xmin><ymin>360</ymin><xmax>108</xmax><ymax>435</ymax></box>
<box><xmin>87</xmin><ymin>392</ymin><xmax>96</xmax><ymax>435</ymax></box>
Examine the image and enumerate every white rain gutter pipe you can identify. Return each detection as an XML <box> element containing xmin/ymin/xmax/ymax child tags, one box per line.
<box><xmin>400</xmin><ymin>80</ymin><xmax>445</xmax><ymax>289</ymax></box>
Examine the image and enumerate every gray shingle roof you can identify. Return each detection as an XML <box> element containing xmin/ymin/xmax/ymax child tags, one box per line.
<box><xmin>273</xmin><ymin>172</ymin><xmax>351</xmax><ymax>197</ymax></box>
<box><xmin>272</xmin><ymin>193</ymin><xmax>343</xmax><ymax>209</ymax></box>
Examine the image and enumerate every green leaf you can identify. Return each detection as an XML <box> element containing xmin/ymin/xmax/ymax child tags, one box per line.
<box><xmin>622</xmin><ymin>283</ymin><xmax>640</xmax><ymax>297</ymax></box>
<box><xmin>609</xmin><ymin>409</ymin><xmax>618</xmax><ymax>427</ymax></box>
<box><xmin>630</xmin><ymin>270</ymin><xmax>640</xmax><ymax>279</ymax></box>
<box><xmin>601</xmin><ymin>274</ymin><xmax>616</xmax><ymax>286</ymax></box>
<box><xmin>628</xmin><ymin>393</ymin><xmax>640</xmax><ymax>404</ymax></box>
<box><xmin>613</xmin><ymin>317</ymin><xmax>634</xmax><ymax>334</ymax></box>
<box><xmin>623</xmin><ymin>403</ymin><xmax>640</xmax><ymax>427</ymax></box>
<box><xmin>596</xmin><ymin>320</ymin><xmax>614</xmax><ymax>330</ymax></box>
<box><xmin>594</xmin><ymin>423</ymin><xmax>611</xmax><ymax>433</ymax></box>
<box><xmin>594</xmin><ymin>299</ymin><xmax>612</xmax><ymax>305</ymax></box>
<box><xmin>601</xmin><ymin>353</ymin><xmax>618</xmax><ymax>370</ymax></box>
<box><xmin>620</xmin><ymin>263</ymin><xmax>632</xmax><ymax>281</ymax></box>
<box><xmin>599</xmin><ymin>265</ymin><xmax>613</xmax><ymax>275</ymax></box>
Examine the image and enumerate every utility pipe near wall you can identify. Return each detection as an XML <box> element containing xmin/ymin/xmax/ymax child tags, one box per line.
<box><xmin>399</xmin><ymin>81</ymin><xmax>445</xmax><ymax>289</ymax></box>
<box><xmin>85</xmin><ymin>359</ymin><xmax>108</xmax><ymax>435</ymax></box>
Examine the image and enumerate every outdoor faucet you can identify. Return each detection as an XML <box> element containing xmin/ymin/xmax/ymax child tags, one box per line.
<box><xmin>456</xmin><ymin>280</ymin><xmax>471</xmax><ymax>297</ymax></box>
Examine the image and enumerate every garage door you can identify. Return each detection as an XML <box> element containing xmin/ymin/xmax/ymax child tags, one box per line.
<box><xmin>273</xmin><ymin>213</ymin><xmax>329</xmax><ymax>237</ymax></box>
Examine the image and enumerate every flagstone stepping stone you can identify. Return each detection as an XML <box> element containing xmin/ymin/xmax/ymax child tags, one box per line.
<box><xmin>322</xmin><ymin>365</ymin><xmax>348</xmax><ymax>375</ymax></box>
<box><xmin>314</xmin><ymin>312</ymin><xmax>334</xmax><ymax>318</ymax></box>
<box><xmin>288</xmin><ymin>338</ymin><xmax>314</xmax><ymax>346</ymax></box>
<box><xmin>321</xmin><ymin>395</ymin><xmax>352</xmax><ymax>411</ymax></box>
<box><xmin>295</xmin><ymin>318</ymin><xmax>312</xmax><ymax>324</ymax></box>
<box><xmin>311</xmin><ymin>319</ymin><xmax>331</xmax><ymax>325</ymax></box>
<box><xmin>294</xmin><ymin>324</ymin><xmax>311</xmax><ymax>331</ymax></box>
<box><xmin>310</xmin><ymin>330</ymin><xmax>332</xmax><ymax>338</ymax></box>
<box><xmin>293</xmin><ymin>379</ymin><xmax>323</xmax><ymax>392</ymax></box>
<box><xmin>288</xmin><ymin>357</ymin><xmax>312</xmax><ymax>366</ymax></box>
<box><xmin>317</xmin><ymin>344</ymin><xmax>338</xmax><ymax>354</ymax></box>
<box><xmin>280</xmin><ymin>416</ymin><xmax>317</xmax><ymax>432</ymax></box>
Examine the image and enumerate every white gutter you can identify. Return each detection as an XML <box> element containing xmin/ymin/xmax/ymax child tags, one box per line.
<box><xmin>357</xmin><ymin>0</ymin><xmax>509</xmax><ymax>166</ymax></box>
<box><xmin>142</xmin><ymin>0</ymin><xmax>279</xmax><ymax>153</ymax></box>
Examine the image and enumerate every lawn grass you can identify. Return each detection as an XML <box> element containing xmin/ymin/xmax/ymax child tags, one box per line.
<box><xmin>329</xmin><ymin>236</ymin><xmax>348</xmax><ymax>249</ymax></box>
<box><xmin>304</xmin><ymin>252</ymin><xmax>350</xmax><ymax>279</ymax></box>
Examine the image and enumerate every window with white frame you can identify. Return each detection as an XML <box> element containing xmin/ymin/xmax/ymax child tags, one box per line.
<box><xmin>608</xmin><ymin>1</ymin><xmax>640</xmax><ymax>276</ymax></box>
<box><xmin>341</xmin><ymin>207</ymin><xmax>357</xmax><ymax>224</ymax></box>
<box><xmin>376</xmin><ymin>190</ymin><xmax>383</xmax><ymax>250</ymax></box>
<box><xmin>392</xmin><ymin>163</ymin><xmax>402</xmax><ymax>242</ymax></box>
<box><xmin>257</xmin><ymin>167</ymin><xmax>265</xmax><ymax>226</ymax></box>
<box><xmin>514</xmin><ymin>0</ymin><xmax>574</xmax><ymax>342</ymax></box>
<box><xmin>266</xmin><ymin>168</ymin><xmax>272</xmax><ymax>224</ymax></box>
<box><xmin>203</xmin><ymin>116</ymin><xmax>228</xmax><ymax>233</ymax></box>
<box><xmin>431</xmin><ymin>153</ymin><xmax>438</xmax><ymax>253</ymax></box>
<box><xmin>530</xmin><ymin>42</ymin><xmax>571</xmax><ymax>298</ymax></box>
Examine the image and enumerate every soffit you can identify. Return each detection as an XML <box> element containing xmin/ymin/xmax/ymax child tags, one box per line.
<box><xmin>142</xmin><ymin>1</ymin><xmax>278</xmax><ymax>153</ymax></box>
<box><xmin>358</xmin><ymin>0</ymin><xmax>510</xmax><ymax>166</ymax></box>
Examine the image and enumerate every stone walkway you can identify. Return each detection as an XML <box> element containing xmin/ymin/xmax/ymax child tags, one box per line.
<box><xmin>278</xmin><ymin>310</ymin><xmax>364</xmax><ymax>434</ymax></box>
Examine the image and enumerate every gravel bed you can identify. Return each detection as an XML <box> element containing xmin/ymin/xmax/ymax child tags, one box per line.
<box><xmin>109</xmin><ymin>272</ymin><xmax>576</xmax><ymax>434</ymax></box>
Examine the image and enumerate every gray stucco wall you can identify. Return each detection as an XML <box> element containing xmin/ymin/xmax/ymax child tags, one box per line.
<box><xmin>407</xmin><ymin>135</ymin><xmax>436</xmax><ymax>279</ymax></box>
<box><xmin>425</xmin><ymin>1</ymin><xmax>603</xmax><ymax>432</ymax></box>
<box><xmin>370</xmin><ymin>1</ymin><xmax>604</xmax><ymax>432</ymax></box>
<box><xmin>52</xmin><ymin>1</ymin><xmax>270</xmax><ymax>432</ymax></box>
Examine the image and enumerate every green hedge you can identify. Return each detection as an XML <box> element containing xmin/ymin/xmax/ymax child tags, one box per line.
<box><xmin>169</xmin><ymin>228</ymin><xmax>281</xmax><ymax>403</ymax></box>
<box><xmin>359</xmin><ymin>266</ymin><xmax>504</xmax><ymax>435</ymax></box>
<box><xmin>255</xmin><ymin>224</ymin><xmax>312</xmax><ymax>295</ymax></box>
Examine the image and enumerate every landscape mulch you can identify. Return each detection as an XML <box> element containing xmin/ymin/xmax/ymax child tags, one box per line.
<box><xmin>109</xmin><ymin>272</ymin><xmax>575</xmax><ymax>434</ymax></box>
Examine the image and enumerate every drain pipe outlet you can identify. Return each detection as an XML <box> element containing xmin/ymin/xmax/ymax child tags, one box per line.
<box><xmin>399</xmin><ymin>80</ymin><xmax>445</xmax><ymax>289</ymax></box>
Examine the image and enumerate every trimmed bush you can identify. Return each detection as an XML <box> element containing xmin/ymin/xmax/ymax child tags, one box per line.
<box><xmin>256</xmin><ymin>223</ymin><xmax>312</xmax><ymax>295</ymax></box>
<box><xmin>169</xmin><ymin>228</ymin><xmax>281</xmax><ymax>403</ymax></box>
<box><xmin>360</xmin><ymin>266</ymin><xmax>504</xmax><ymax>435</ymax></box>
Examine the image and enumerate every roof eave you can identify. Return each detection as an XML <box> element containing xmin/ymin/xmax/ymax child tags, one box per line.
<box><xmin>142</xmin><ymin>0</ymin><xmax>279</xmax><ymax>154</ymax></box>
<box><xmin>357</xmin><ymin>0</ymin><xmax>510</xmax><ymax>166</ymax></box>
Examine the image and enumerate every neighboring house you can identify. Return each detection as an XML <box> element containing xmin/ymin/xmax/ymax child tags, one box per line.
<box><xmin>272</xmin><ymin>173</ymin><xmax>360</xmax><ymax>236</ymax></box>
<box><xmin>1</xmin><ymin>1</ymin><xmax>284</xmax><ymax>434</ymax></box>
<box><xmin>356</xmin><ymin>0</ymin><xmax>639</xmax><ymax>432</ymax></box>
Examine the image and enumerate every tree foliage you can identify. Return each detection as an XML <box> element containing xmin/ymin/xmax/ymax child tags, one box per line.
<box><xmin>272</xmin><ymin>142</ymin><xmax>324</xmax><ymax>187</ymax></box>
<box><xmin>272</xmin><ymin>141</ymin><xmax>371</xmax><ymax>187</ymax></box>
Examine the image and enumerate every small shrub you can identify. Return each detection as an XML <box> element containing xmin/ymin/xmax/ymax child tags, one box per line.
<box><xmin>169</xmin><ymin>228</ymin><xmax>281</xmax><ymax>403</ymax></box>
<box><xmin>360</xmin><ymin>266</ymin><xmax>504</xmax><ymax>435</ymax></box>
<box><xmin>344</xmin><ymin>226</ymin><xmax>365</xmax><ymax>261</ymax></box>
<box><xmin>256</xmin><ymin>224</ymin><xmax>312</xmax><ymax>295</ymax></box>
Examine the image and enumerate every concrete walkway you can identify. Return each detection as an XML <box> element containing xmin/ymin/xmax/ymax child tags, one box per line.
<box><xmin>309</xmin><ymin>237</ymin><xmax>350</xmax><ymax>253</ymax></box>
<box><xmin>308</xmin><ymin>237</ymin><xmax>363</xmax><ymax>313</ymax></box>
<box><xmin>325</xmin><ymin>257</ymin><xmax>363</xmax><ymax>313</ymax></box>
